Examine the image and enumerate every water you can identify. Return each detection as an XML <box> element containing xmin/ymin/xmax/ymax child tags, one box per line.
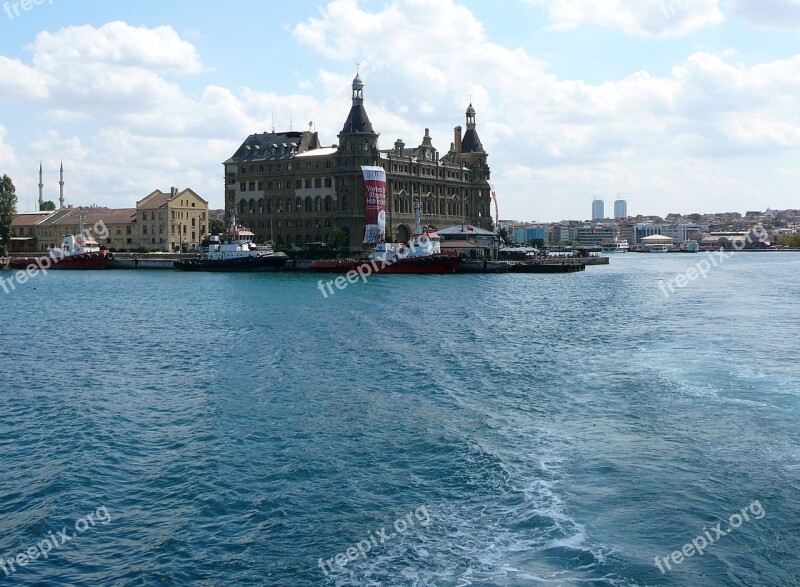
<box><xmin>1</xmin><ymin>253</ymin><xmax>798</xmax><ymax>586</ymax></box>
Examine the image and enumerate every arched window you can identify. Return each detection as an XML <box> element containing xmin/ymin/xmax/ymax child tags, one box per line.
<box><xmin>315</xmin><ymin>196</ymin><xmax>321</xmax><ymax>212</ymax></box>
<box><xmin>479</xmin><ymin>203</ymin><xmax>485</xmax><ymax>217</ymax></box>
<box><xmin>249</xmin><ymin>198</ymin><xmax>256</xmax><ymax>213</ymax></box>
<box><xmin>286</xmin><ymin>198</ymin><xmax>293</xmax><ymax>213</ymax></box>
<box><xmin>341</xmin><ymin>195</ymin><xmax>349</xmax><ymax>211</ymax></box>
<box><xmin>258</xmin><ymin>198</ymin><xmax>264</xmax><ymax>214</ymax></box>
<box><xmin>305</xmin><ymin>197</ymin><xmax>312</xmax><ymax>212</ymax></box>
<box><xmin>296</xmin><ymin>197</ymin><xmax>302</xmax><ymax>212</ymax></box>
<box><xmin>239</xmin><ymin>200</ymin><xmax>246</xmax><ymax>214</ymax></box>
<box><xmin>267</xmin><ymin>199</ymin><xmax>273</xmax><ymax>213</ymax></box>
<box><xmin>277</xmin><ymin>198</ymin><xmax>283</xmax><ymax>213</ymax></box>
<box><xmin>296</xmin><ymin>234</ymin><xmax>303</xmax><ymax>245</ymax></box>
<box><xmin>325</xmin><ymin>196</ymin><xmax>332</xmax><ymax>211</ymax></box>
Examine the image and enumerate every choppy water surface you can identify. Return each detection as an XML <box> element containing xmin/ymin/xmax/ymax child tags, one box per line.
<box><xmin>1</xmin><ymin>253</ymin><xmax>798</xmax><ymax>586</ymax></box>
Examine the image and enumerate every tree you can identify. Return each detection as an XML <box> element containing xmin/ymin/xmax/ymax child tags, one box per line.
<box><xmin>209</xmin><ymin>218</ymin><xmax>225</xmax><ymax>235</ymax></box>
<box><xmin>529</xmin><ymin>238</ymin><xmax>545</xmax><ymax>249</ymax></box>
<box><xmin>40</xmin><ymin>200</ymin><xmax>56</xmax><ymax>211</ymax></box>
<box><xmin>0</xmin><ymin>174</ymin><xmax>17</xmax><ymax>256</ymax></box>
<box><xmin>497</xmin><ymin>226</ymin><xmax>513</xmax><ymax>245</ymax></box>
<box><xmin>779</xmin><ymin>234</ymin><xmax>800</xmax><ymax>248</ymax></box>
<box><xmin>327</xmin><ymin>228</ymin><xmax>348</xmax><ymax>250</ymax></box>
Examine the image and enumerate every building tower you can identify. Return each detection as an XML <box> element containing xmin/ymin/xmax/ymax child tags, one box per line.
<box><xmin>337</xmin><ymin>71</ymin><xmax>379</xmax><ymax>151</ymax></box>
<box><xmin>38</xmin><ymin>162</ymin><xmax>44</xmax><ymax>209</ymax></box>
<box><xmin>614</xmin><ymin>198</ymin><xmax>628</xmax><ymax>219</ymax></box>
<box><xmin>592</xmin><ymin>198</ymin><xmax>604</xmax><ymax>221</ymax></box>
<box><xmin>455</xmin><ymin>103</ymin><xmax>491</xmax><ymax>228</ymax></box>
<box><xmin>59</xmin><ymin>160</ymin><xmax>65</xmax><ymax>208</ymax></box>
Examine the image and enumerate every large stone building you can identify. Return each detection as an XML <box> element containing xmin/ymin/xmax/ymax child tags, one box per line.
<box><xmin>224</xmin><ymin>73</ymin><xmax>492</xmax><ymax>250</ymax></box>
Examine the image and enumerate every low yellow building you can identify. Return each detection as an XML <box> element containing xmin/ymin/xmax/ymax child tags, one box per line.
<box><xmin>10</xmin><ymin>187</ymin><xmax>209</xmax><ymax>252</ymax></box>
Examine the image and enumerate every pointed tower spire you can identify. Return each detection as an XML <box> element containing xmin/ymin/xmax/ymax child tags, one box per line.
<box><xmin>38</xmin><ymin>162</ymin><xmax>44</xmax><ymax>209</ymax></box>
<box><xmin>59</xmin><ymin>160</ymin><xmax>65</xmax><ymax>208</ymax></box>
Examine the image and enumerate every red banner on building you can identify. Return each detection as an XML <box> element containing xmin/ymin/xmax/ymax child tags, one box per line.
<box><xmin>361</xmin><ymin>166</ymin><xmax>386</xmax><ymax>244</ymax></box>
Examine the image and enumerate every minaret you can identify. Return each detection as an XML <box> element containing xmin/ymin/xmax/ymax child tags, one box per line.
<box><xmin>59</xmin><ymin>160</ymin><xmax>65</xmax><ymax>208</ymax></box>
<box><xmin>38</xmin><ymin>162</ymin><xmax>44</xmax><ymax>209</ymax></box>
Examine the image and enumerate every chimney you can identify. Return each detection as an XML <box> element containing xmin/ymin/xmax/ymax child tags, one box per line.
<box><xmin>171</xmin><ymin>186</ymin><xmax>178</xmax><ymax>197</ymax></box>
<box><xmin>454</xmin><ymin>126</ymin><xmax>462</xmax><ymax>154</ymax></box>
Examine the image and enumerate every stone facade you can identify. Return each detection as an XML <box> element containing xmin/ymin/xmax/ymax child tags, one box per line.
<box><xmin>224</xmin><ymin>73</ymin><xmax>492</xmax><ymax>250</ymax></box>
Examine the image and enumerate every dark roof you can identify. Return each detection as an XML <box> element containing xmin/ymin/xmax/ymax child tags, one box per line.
<box><xmin>461</xmin><ymin>128</ymin><xmax>484</xmax><ymax>153</ymax></box>
<box><xmin>341</xmin><ymin>104</ymin><xmax>375</xmax><ymax>135</ymax></box>
<box><xmin>225</xmin><ymin>131</ymin><xmax>309</xmax><ymax>164</ymax></box>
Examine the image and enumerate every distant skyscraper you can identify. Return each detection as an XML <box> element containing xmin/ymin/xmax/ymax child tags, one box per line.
<box><xmin>592</xmin><ymin>199</ymin><xmax>604</xmax><ymax>220</ymax></box>
<box><xmin>614</xmin><ymin>199</ymin><xmax>628</xmax><ymax>219</ymax></box>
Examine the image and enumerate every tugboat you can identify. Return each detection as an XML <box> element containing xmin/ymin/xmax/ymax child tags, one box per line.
<box><xmin>310</xmin><ymin>203</ymin><xmax>461</xmax><ymax>274</ymax></box>
<box><xmin>7</xmin><ymin>217</ymin><xmax>112</xmax><ymax>270</ymax></box>
<box><xmin>175</xmin><ymin>212</ymin><xmax>288</xmax><ymax>272</ymax></box>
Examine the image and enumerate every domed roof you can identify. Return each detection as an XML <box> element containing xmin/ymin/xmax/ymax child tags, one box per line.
<box><xmin>352</xmin><ymin>72</ymin><xmax>364</xmax><ymax>89</ymax></box>
<box><xmin>466</xmin><ymin>103</ymin><xmax>476</xmax><ymax>116</ymax></box>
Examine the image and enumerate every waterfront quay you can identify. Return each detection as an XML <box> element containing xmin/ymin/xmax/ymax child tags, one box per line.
<box><xmin>2</xmin><ymin>253</ymin><xmax>608</xmax><ymax>273</ymax></box>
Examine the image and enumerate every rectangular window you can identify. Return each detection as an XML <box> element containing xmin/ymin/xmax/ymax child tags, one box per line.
<box><xmin>143</xmin><ymin>225</ymin><xmax>148</xmax><ymax>234</ymax></box>
<box><xmin>259</xmin><ymin>165</ymin><xmax>264</xmax><ymax>172</ymax></box>
<box><xmin>192</xmin><ymin>231</ymin><xmax>195</xmax><ymax>241</ymax></box>
<box><xmin>191</xmin><ymin>218</ymin><xmax>196</xmax><ymax>227</ymax></box>
<box><xmin>296</xmin><ymin>179</ymin><xmax>302</xmax><ymax>188</ymax></box>
<box><xmin>305</xmin><ymin>179</ymin><xmax>311</xmax><ymax>188</ymax></box>
<box><xmin>258</xmin><ymin>181</ymin><xmax>264</xmax><ymax>190</ymax></box>
<box><xmin>249</xmin><ymin>182</ymin><xmax>256</xmax><ymax>191</ymax></box>
<box><xmin>239</xmin><ymin>182</ymin><xmax>246</xmax><ymax>191</ymax></box>
<box><xmin>324</xmin><ymin>178</ymin><xmax>332</xmax><ymax>188</ymax></box>
<box><xmin>267</xmin><ymin>181</ymin><xmax>273</xmax><ymax>190</ymax></box>
<box><xmin>314</xmin><ymin>178</ymin><xmax>322</xmax><ymax>188</ymax></box>
<box><xmin>277</xmin><ymin>181</ymin><xmax>283</xmax><ymax>190</ymax></box>
<box><xmin>240</xmin><ymin>166</ymin><xmax>246</xmax><ymax>174</ymax></box>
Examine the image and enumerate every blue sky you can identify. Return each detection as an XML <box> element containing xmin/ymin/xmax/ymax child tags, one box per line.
<box><xmin>1</xmin><ymin>0</ymin><xmax>799</xmax><ymax>221</ymax></box>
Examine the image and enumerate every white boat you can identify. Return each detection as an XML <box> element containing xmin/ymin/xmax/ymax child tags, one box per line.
<box><xmin>175</xmin><ymin>212</ymin><xmax>288</xmax><ymax>271</ymax></box>
<box><xmin>601</xmin><ymin>239</ymin><xmax>629</xmax><ymax>253</ymax></box>
<box><xmin>648</xmin><ymin>244</ymin><xmax>671</xmax><ymax>253</ymax></box>
<box><xmin>680</xmin><ymin>240</ymin><xmax>700</xmax><ymax>253</ymax></box>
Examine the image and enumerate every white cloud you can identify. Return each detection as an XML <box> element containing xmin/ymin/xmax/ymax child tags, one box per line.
<box><xmin>728</xmin><ymin>0</ymin><xmax>800</xmax><ymax>30</ymax></box>
<box><xmin>525</xmin><ymin>0</ymin><xmax>725</xmax><ymax>37</ymax></box>
<box><xmin>290</xmin><ymin>0</ymin><xmax>800</xmax><ymax>219</ymax></box>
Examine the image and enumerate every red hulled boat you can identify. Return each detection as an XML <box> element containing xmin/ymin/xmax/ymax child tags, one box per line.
<box><xmin>310</xmin><ymin>203</ymin><xmax>461</xmax><ymax>275</ymax></box>
<box><xmin>6</xmin><ymin>218</ymin><xmax>112</xmax><ymax>270</ymax></box>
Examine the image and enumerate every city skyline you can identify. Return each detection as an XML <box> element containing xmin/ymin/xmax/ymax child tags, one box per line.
<box><xmin>1</xmin><ymin>1</ymin><xmax>799</xmax><ymax>221</ymax></box>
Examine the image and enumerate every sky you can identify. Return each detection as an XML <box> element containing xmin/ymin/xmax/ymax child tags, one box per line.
<box><xmin>0</xmin><ymin>0</ymin><xmax>799</xmax><ymax>222</ymax></box>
